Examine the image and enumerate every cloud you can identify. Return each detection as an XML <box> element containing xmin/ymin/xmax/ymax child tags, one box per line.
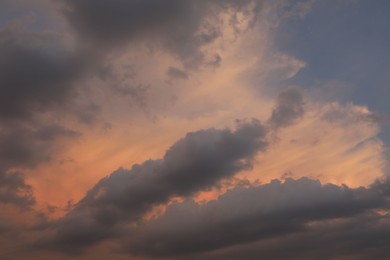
<box><xmin>0</xmin><ymin>124</ymin><xmax>80</xmax><ymax>170</ymax></box>
<box><xmin>0</xmin><ymin>26</ymin><xmax>91</xmax><ymax>209</ymax></box>
<box><xmin>97</xmin><ymin>63</ymin><xmax>149</xmax><ymax>109</ymax></box>
<box><xmin>0</xmin><ymin>123</ymin><xmax>79</xmax><ymax>208</ymax></box>
<box><xmin>268</xmin><ymin>88</ymin><xmax>305</xmax><ymax>129</ymax></box>
<box><xmin>256</xmin><ymin>100</ymin><xmax>386</xmax><ymax>187</ymax></box>
<box><xmin>166</xmin><ymin>67</ymin><xmax>189</xmax><ymax>80</ymax></box>
<box><xmin>0</xmin><ymin>0</ymin><xmax>268</xmax><ymax>213</ymax></box>
<box><xmin>195</xmin><ymin>213</ymin><xmax>390</xmax><ymax>260</ymax></box>
<box><xmin>62</xmin><ymin>0</ymin><xmax>189</xmax><ymax>47</ymax></box>
<box><xmin>38</xmin><ymin>119</ymin><xmax>268</xmax><ymax>253</ymax></box>
<box><xmin>120</xmin><ymin>177</ymin><xmax>389</xmax><ymax>258</ymax></box>
<box><xmin>0</xmin><ymin>28</ymin><xmax>91</xmax><ymax>122</ymax></box>
<box><xmin>0</xmin><ymin>27</ymin><xmax>85</xmax><ymax>207</ymax></box>
<box><xmin>61</xmin><ymin>0</ymin><xmax>263</xmax><ymax>68</ymax></box>
<box><xmin>0</xmin><ymin>171</ymin><xmax>35</xmax><ymax>209</ymax></box>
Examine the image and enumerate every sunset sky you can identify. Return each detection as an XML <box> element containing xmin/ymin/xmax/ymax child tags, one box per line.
<box><xmin>1</xmin><ymin>0</ymin><xmax>390</xmax><ymax>259</ymax></box>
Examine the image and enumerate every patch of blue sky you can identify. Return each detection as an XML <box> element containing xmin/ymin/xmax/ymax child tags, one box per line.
<box><xmin>274</xmin><ymin>0</ymin><xmax>390</xmax><ymax>143</ymax></box>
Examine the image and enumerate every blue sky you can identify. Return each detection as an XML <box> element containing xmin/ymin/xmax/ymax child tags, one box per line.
<box><xmin>275</xmin><ymin>0</ymin><xmax>390</xmax><ymax>141</ymax></box>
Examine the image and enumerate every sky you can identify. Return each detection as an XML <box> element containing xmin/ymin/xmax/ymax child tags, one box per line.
<box><xmin>0</xmin><ymin>0</ymin><xmax>390</xmax><ymax>259</ymax></box>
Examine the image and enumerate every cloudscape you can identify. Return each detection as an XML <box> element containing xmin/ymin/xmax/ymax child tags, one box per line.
<box><xmin>1</xmin><ymin>0</ymin><xmax>390</xmax><ymax>259</ymax></box>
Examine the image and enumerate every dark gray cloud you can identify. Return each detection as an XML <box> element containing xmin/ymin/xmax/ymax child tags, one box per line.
<box><xmin>192</xmin><ymin>212</ymin><xmax>390</xmax><ymax>260</ymax></box>
<box><xmin>0</xmin><ymin>28</ymin><xmax>91</xmax><ymax>122</ymax></box>
<box><xmin>269</xmin><ymin>88</ymin><xmax>305</xmax><ymax>128</ymax></box>
<box><xmin>370</xmin><ymin>176</ymin><xmax>390</xmax><ymax>197</ymax></box>
<box><xmin>122</xmin><ymin>177</ymin><xmax>386</xmax><ymax>258</ymax></box>
<box><xmin>61</xmin><ymin>0</ymin><xmax>263</xmax><ymax>69</ymax></box>
<box><xmin>38</xmin><ymin>119</ymin><xmax>268</xmax><ymax>253</ymax></box>
<box><xmin>62</xmin><ymin>0</ymin><xmax>189</xmax><ymax>48</ymax></box>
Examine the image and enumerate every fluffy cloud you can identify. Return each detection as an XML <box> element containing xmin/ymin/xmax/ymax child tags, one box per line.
<box><xmin>38</xmin><ymin>119</ymin><xmax>268</xmax><ymax>253</ymax></box>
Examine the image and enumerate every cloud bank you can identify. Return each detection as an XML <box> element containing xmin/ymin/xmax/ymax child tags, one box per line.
<box><xmin>124</xmin><ymin>177</ymin><xmax>389</xmax><ymax>258</ymax></box>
